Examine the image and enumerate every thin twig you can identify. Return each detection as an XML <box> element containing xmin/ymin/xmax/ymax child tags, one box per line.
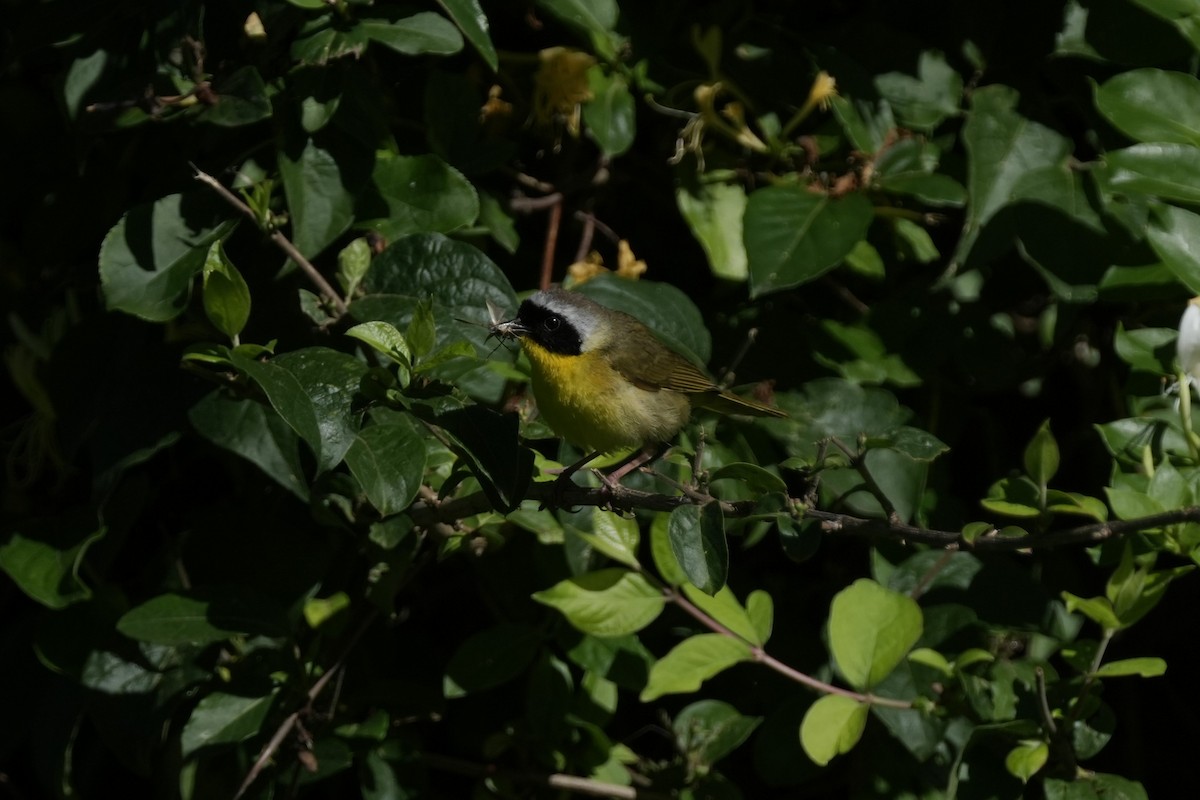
<box><xmin>1035</xmin><ymin>666</ymin><xmax>1057</xmax><ymax>735</ymax></box>
<box><xmin>540</xmin><ymin>197</ymin><xmax>563</xmax><ymax>290</ymax></box>
<box><xmin>830</xmin><ymin>436</ymin><xmax>901</xmax><ymax>523</ymax></box>
<box><xmin>718</xmin><ymin>327</ymin><xmax>759</xmax><ymax>388</ymax></box>
<box><xmin>509</xmin><ymin>191</ymin><xmax>564</xmax><ymax>213</ymax></box>
<box><xmin>191</xmin><ymin>166</ymin><xmax>348</xmax><ymax>315</ymax></box>
<box><xmin>234</xmin><ymin>611</ymin><xmax>379</xmax><ymax>799</ymax></box>
<box><xmin>574</xmin><ymin>208</ymin><xmax>596</xmax><ymax>263</ymax></box>
<box><xmin>422</xmin><ymin>753</ymin><xmax>671</xmax><ymax>799</ymax></box>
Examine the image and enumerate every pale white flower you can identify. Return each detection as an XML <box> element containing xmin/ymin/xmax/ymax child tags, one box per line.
<box><xmin>1179</xmin><ymin>299</ymin><xmax>1200</xmax><ymax>382</ymax></box>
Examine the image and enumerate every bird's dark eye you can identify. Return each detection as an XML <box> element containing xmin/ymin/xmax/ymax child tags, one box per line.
<box><xmin>544</xmin><ymin>315</ymin><xmax>561</xmax><ymax>332</ymax></box>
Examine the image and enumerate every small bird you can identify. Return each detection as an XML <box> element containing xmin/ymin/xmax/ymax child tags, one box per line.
<box><xmin>490</xmin><ymin>287</ymin><xmax>785</xmax><ymax>483</ymax></box>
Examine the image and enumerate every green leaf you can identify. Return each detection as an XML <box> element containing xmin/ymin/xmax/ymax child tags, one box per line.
<box><xmin>668</xmin><ymin>502</ymin><xmax>728</xmax><ymax>595</ymax></box>
<box><xmin>573</xmin><ymin>509</ymin><xmax>641</xmax><ymax>568</ymax></box>
<box><xmin>232</xmin><ymin>348</ymin><xmax>367</xmax><ymax>473</ymax></box>
<box><xmin>639</xmin><ymin>634</ymin><xmax>752</xmax><ymax>701</ymax></box>
<box><xmin>279</xmin><ymin>131</ymin><xmax>371</xmax><ymax>259</ymax></box>
<box><xmin>907</xmin><ymin>647</ymin><xmax>953</xmax><ymax>676</ymax></box>
<box><xmin>1113</xmin><ymin>324</ymin><xmax>1177</xmax><ymax>373</ymax></box>
<box><xmin>436</xmin><ymin>0</ymin><xmax>498</xmax><ymax>70</ymax></box>
<box><xmin>1044</xmin><ymin>773</ymin><xmax>1149</xmax><ymax>800</ymax></box>
<box><xmin>828</xmin><ymin>578</ymin><xmax>923</xmax><ymax>691</ymax></box>
<box><xmin>1093</xmin><ymin>657</ymin><xmax>1167</xmax><ymax>678</ymax></box>
<box><xmin>346</xmin><ymin>321</ymin><xmax>412</xmax><ymax>366</ymax></box>
<box><xmin>981</xmin><ymin>475</ymin><xmax>1043</xmax><ymax>518</ymax></box>
<box><xmin>650</xmin><ymin>513</ymin><xmax>689</xmax><ymax>587</ymax></box>
<box><xmin>360</xmin><ymin>153</ymin><xmax>478</xmax><ymax>241</ymax></box>
<box><xmin>117</xmin><ymin>591</ymin><xmax>289</xmax><ymax>645</ymax></box>
<box><xmin>1061</xmin><ymin>592</ymin><xmax>1121</xmax><ymax>630</ymax></box>
<box><xmin>360</xmin><ymin>10</ymin><xmax>463</xmax><ymax>57</ymax></box>
<box><xmin>435</xmin><ymin>404</ymin><xmax>531</xmax><ymax>513</ymax></box>
<box><xmin>744</xmin><ymin>186</ymin><xmax>874</xmax><ymax>296</ymax></box>
<box><xmin>1024</xmin><ymin>419</ymin><xmax>1060</xmax><ymax>485</ymax></box>
<box><xmin>745</xmin><ymin>590</ymin><xmax>774</xmax><ymax>645</ymax></box>
<box><xmin>1104</xmin><ymin>143</ymin><xmax>1200</xmax><ymax>203</ymax></box>
<box><xmin>189</xmin><ymin>390</ymin><xmax>310</xmax><ymax>501</ymax></box>
<box><xmin>99</xmin><ymin>192</ymin><xmax>237</xmax><ymax>322</ymax></box>
<box><xmin>676</xmin><ymin>174</ymin><xmax>748</xmax><ymax>281</ymax></box>
<box><xmin>343</xmin><ymin>412</ymin><xmax>427</xmax><ymax>516</ymax></box>
<box><xmin>181</xmin><ymin>691</ymin><xmax>277</xmax><ymax>756</ymax></box>
<box><xmin>535</xmin><ymin>0</ymin><xmax>621</xmax><ymax>58</ymax></box>
<box><xmin>443</xmin><ymin>623</ymin><xmax>542</xmax><ymax>698</ymax></box>
<box><xmin>582</xmin><ymin>66</ymin><xmax>635</xmax><ymax>157</ymax></box>
<box><xmin>1095</xmin><ymin>68</ymin><xmax>1200</xmax><ymax>147</ymax></box>
<box><xmin>1146</xmin><ymin>202</ymin><xmax>1200</xmax><ymax>292</ymax></box>
<box><xmin>799</xmin><ymin>695</ymin><xmax>869</xmax><ymax>766</ymax></box>
<box><xmin>1005</xmin><ymin>740</ymin><xmax>1049</xmax><ymax>782</ymax></box>
<box><xmin>956</xmin><ymin>84</ymin><xmax>1075</xmax><ymax>265</ymax></box>
<box><xmin>205</xmin><ymin>66</ymin><xmax>272</xmax><ymax>127</ymax></box>
<box><xmin>681</xmin><ymin>584</ymin><xmax>762</xmax><ymax>646</ymax></box>
<box><xmin>673</xmin><ymin>700</ymin><xmax>762</xmax><ymax>771</ymax></box>
<box><xmin>304</xmin><ymin>592</ymin><xmax>350</xmax><ymax>629</ymax></box>
<box><xmin>1105</xmin><ymin>487</ymin><xmax>1165</xmax><ymax>520</ymax></box>
<box><xmin>0</xmin><ymin>512</ymin><xmax>105</xmax><ymax>609</ymax></box>
<box><xmin>533</xmin><ymin>568</ymin><xmax>665</xmax><ymax>637</ymax></box>
<box><xmin>873</xmin><ymin>50</ymin><xmax>962</xmax><ymax>131</ymax></box>
<box><xmin>337</xmin><ymin>236</ymin><xmax>372</xmax><ymax>297</ymax></box>
<box><xmin>202</xmin><ymin>241</ymin><xmax>251</xmax><ymax>339</ymax></box>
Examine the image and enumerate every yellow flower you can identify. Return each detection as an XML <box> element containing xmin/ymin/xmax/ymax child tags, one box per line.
<box><xmin>566</xmin><ymin>241</ymin><xmax>647</xmax><ymax>286</ymax></box>
<box><xmin>695</xmin><ymin>82</ymin><xmax>767</xmax><ymax>152</ymax></box>
<box><xmin>616</xmin><ymin>240</ymin><xmax>647</xmax><ymax>279</ymax></box>
<box><xmin>808</xmin><ymin>71</ymin><xmax>838</xmax><ymax>111</ymax></box>
<box><xmin>567</xmin><ymin>251</ymin><xmax>607</xmax><ymax>285</ymax></box>
<box><xmin>533</xmin><ymin>47</ymin><xmax>596</xmax><ymax>137</ymax></box>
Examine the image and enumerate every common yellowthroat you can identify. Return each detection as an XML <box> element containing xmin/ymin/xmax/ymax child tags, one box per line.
<box><xmin>491</xmin><ymin>287</ymin><xmax>785</xmax><ymax>481</ymax></box>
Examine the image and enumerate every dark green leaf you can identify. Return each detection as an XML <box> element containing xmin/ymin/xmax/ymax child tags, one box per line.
<box><xmin>1105</xmin><ymin>143</ymin><xmax>1200</xmax><ymax>203</ymax></box>
<box><xmin>874</xmin><ymin>50</ymin><xmax>962</xmax><ymax>131</ymax></box>
<box><xmin>279</xmin><ymin>130</ymin><xmax>371</xmax><ymax>259</ymax></box>
<box><xmin>99</xmin><ymin>192</ymin><xmax>237</xmax><ymax>322</ymax></box>
<box><xmin>1146</xmin><ymin>202</ymin><xmax>1200</xmax><ymax>292</ymax></box>
<box><xmin>205</xmin><ymin>66</ymin><xmax>272</xmax><ymax>127</ymax></box>
<box><xmin>1096</xmin><ymin>68</ymin><xmax>1200</xmax><ymax>146</ymax></box>
<box><xmin>582</xmin><ymin>66</ymin><xmax>635</xmax><ymax>157</ymax></box>
<box><xmin>189</xmin><ymin>390</ymin><xmax>310</xmax><ymax>501</ymax></box>
<box><xmin>201</xmin><ymin>241</ymin><xmax>251</xmax><ymax>339</ymax></box>
<box><xmin>443</xmin><ymin>623</ymin><xmax>542</xmax><ymax>697</ymax></box>
<box><xmin>117</xmin><ymin>590</ymin><xmax>290</xmax><ymax>645</ymax></box>
<box><xmin>668</xmin><ymin>502</ymin><xmax>728</xmax><ymax>595</ymax></box>
<box><xmin>359</xmin><ymin>153</ymin><xmax>478</xmax><ymax>240</ymax></box>
<box><xmin>361</xmin><ymin>11</ymin><xmax>463</xmax><ymax>57</ymax></box>
<box><xmin>744</xmin><ymin>186</ymin><xmax>874</xmax><ymax>296</ymax></box>
<box><xmin>343</xmin><ymin>411</ymin><xmax>426</xmax><ymax>516</ymax></box>
<box><xmin>181</xmin><ymin>691</ymin><xmax>277</xmax><ymax>756</ymax></box>
<box><xmin>673</xmin><ymin>700</ymin><xmax>762</xmax><ymax>770</ymax></box>
<box><xmin>435</xmin><ymin>404</ymin><xmax>531</xmax><ymax>513</ymax></box>
<box><xmin>0</xmin><ymin>512</ymin><xmax>104</xmax><ymax>608</ymax></box>
<box><xmin>436</xmin><ymin>0</ymin><xmax>498</xmax><ymax>70</ymax></box>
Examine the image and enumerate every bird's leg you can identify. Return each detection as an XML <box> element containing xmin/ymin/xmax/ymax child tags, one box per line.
<box><xmin>596</xmin><ymin>444</ymin><xmax>662</xmax><ymax>490</ymax></box>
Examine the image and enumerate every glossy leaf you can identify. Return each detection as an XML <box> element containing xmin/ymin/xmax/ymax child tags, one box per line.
<box><xmin>574</xmin><ymin>509</ymin><xmax>641</xmax><ymax>568</ymax></box>
<box><xmin>681</xmin><ymin>583</ymin><xmax>762</xmax><ymax>645</ymax></box>
<box><xmin>1105</xmin><ymin>143</ymin><xmax>1200</xmax><ymax>203</ymax></box>
<box><xmin>828</xmin><ymin>579</ymin><xmax>923</xmax><ymax>691</ymax></box>
<box><xmin>1005</xmin><ymin>740</ymin><xmax>1048</xmax><ymax>782</ymax></box>
<box><xmin>744</xmin><ymin>186</ymin><xmax>874</xmax><ymax>296</ymax></box>
<box><xmin>668</xmin><ymin>502</ymin><xmax>728</xmax><ymax>595</ymax></box>
<box><xmin>181</xmin><ymin>691</ymin><xmax>277</xmax><ymax>756</ymax></box>
<box><xmin>1096</xmin><ymin>68</ymin><xmax>1200</xmax><ymax>146</ymax></box>
<box><xmin>1024</xmin><ymin>419</ymin><xmax>1060</xmax><ymax>485</ymax></box>
<box><xmin>799</xmin><ymin>695</ymin><xmax>869</xmax><ymax>766</ymax></box>
<box><xmin>360</xmin><ymin>11</ymin><xmax>463</xmax><ymax>56</ymax></box>
<box><xmin>279</xmin><ymin>132</ymin><xmax>370</xmax><ymax>259</ymax></box>
<box><xmin>436</xmin><ymin>0</ymin><xmax>498</xmax><ymax>70</ymax></box>
<box><xmin>343</xmin><ymin>411</ymin><xmax>426</xmax><ymax>516</ymax></box>
<box><xmin>673</xmin><ymin>700</ymin><xmax>762</xmax><ymax>770</ymax></box>
<box><xmin>1094</xmin><ymin>657</ymin><xmax>1167</xmax><ymax>678</ymax></box>
<box><xmin>1146</xmin><ymin>202</ymin><xmax>1200</xmax><ymax>292</ymax></box>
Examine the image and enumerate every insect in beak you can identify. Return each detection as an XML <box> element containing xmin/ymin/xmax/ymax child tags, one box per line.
<box><xmin>485</xmin><ymin>299</ymin><xmax>525</xmax><ymax>344</ymax></box>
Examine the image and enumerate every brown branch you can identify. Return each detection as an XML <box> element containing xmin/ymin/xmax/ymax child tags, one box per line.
<box><xmin>540</xmin><ymin>196</ymin><xmax>563</xmax><ymax>290</ymax></box>
<box><xmin>191</xmin><ymin>166</ymin><xmax>348</xmax><ymax>315</ymax></box>
<box><xmin>421</xmin><ymin>753</ymin><xmax>671</xmax><ymax>800</ymax></box>
<box><xmin>409</xmin><ymin>479</ymin><xmax>1200</xmax><ymax>553</ymax></box>
<box><xmin>234</xmin><ymin>611</ymin><xmax>379</xmax><ymax>800</ymax></box>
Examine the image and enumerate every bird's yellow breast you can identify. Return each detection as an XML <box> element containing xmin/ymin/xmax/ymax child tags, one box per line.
<box><xmin>520</xmin><ymin>339</ymin><xmax>691</xmax><ymax>454</ymax></box>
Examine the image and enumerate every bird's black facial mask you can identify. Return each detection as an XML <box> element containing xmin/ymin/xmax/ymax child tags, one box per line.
<box><xmin>517</xmin><ymin>299</ymin><xmax>583</xmax><ymax>356</ymax></box>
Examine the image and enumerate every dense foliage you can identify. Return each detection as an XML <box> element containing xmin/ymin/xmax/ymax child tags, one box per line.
<box><xmin>6</xmin><ymin>0</ymin><xmax>1200</xmax><ymax>798</ymax></box>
